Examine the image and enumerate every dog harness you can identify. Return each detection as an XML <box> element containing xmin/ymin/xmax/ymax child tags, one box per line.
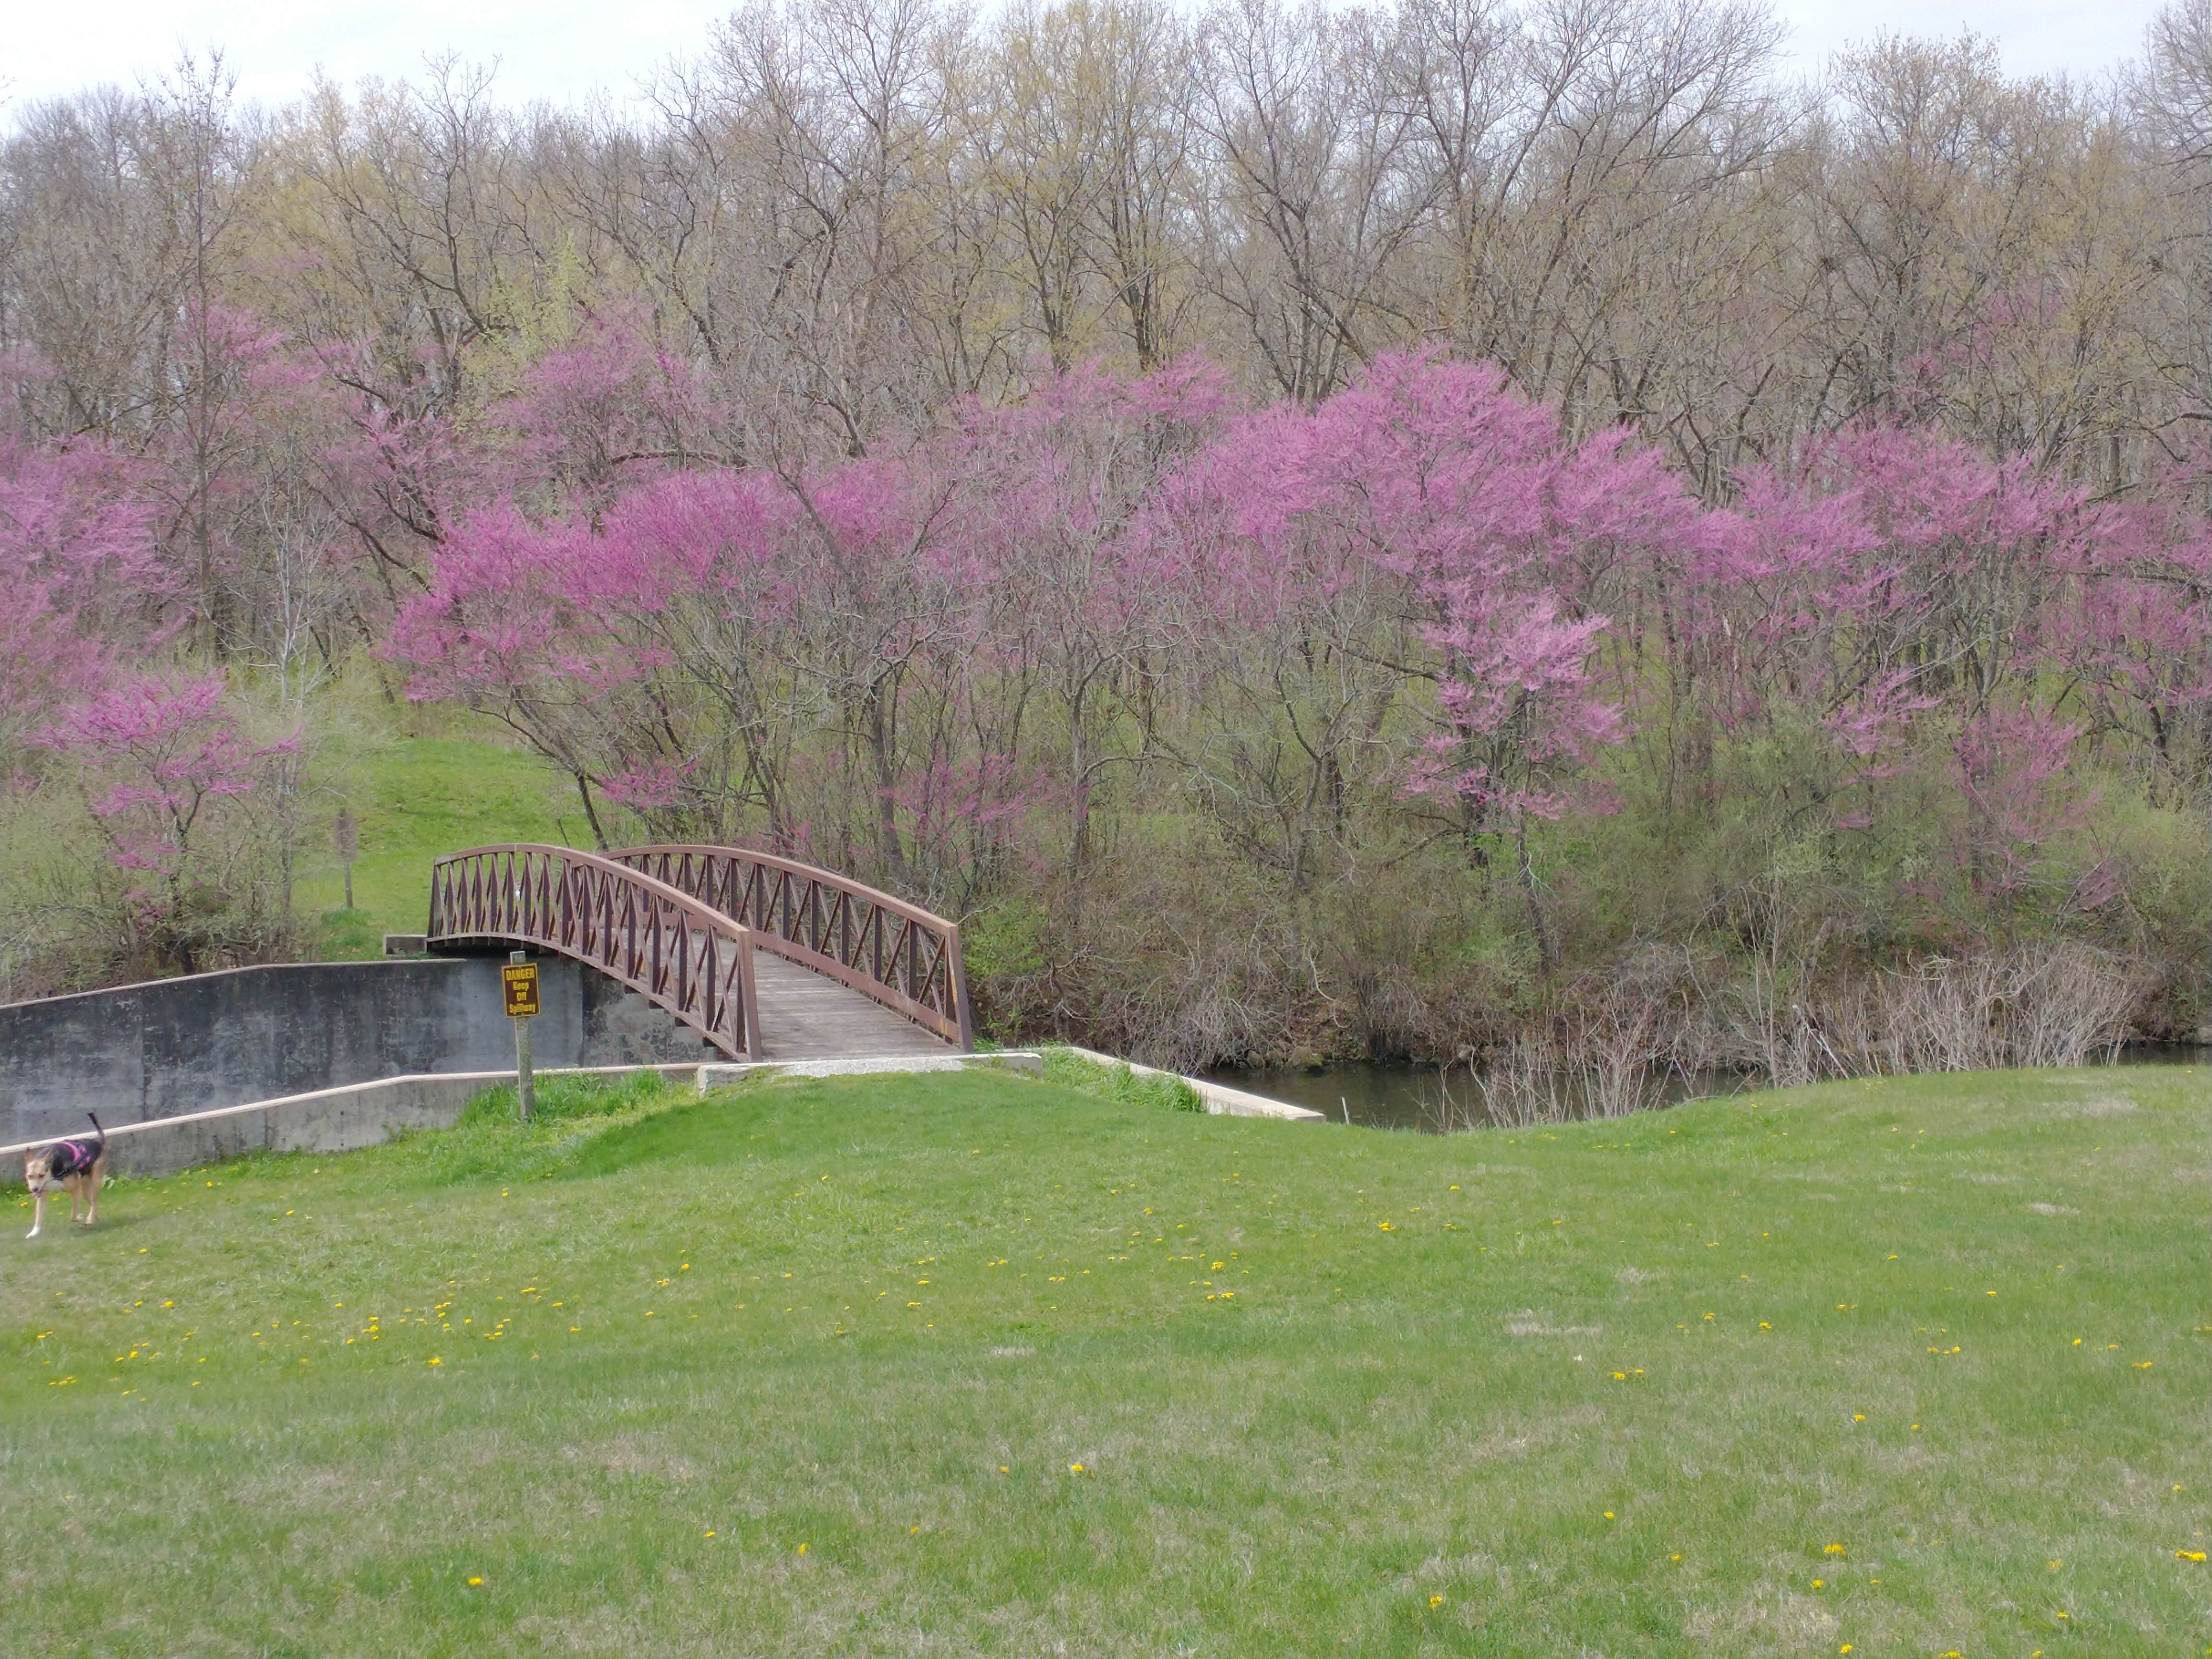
<box><xmin>46</xmin><ymin>1138</ymin><xmax>97</xmax><ymax>1177</ymax></box>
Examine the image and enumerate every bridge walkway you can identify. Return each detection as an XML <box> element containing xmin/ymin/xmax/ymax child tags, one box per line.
<box><xmin>748</xmin><ymin>950</ymin><xmax>953</xmax><ymax>1060</ymax></box>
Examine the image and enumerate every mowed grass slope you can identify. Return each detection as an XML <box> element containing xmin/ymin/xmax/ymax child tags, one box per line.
<box><xmin>3</xmin><ymin>1066</ymin><xmax>2207</xmax><ymax>1658</ymax></box>
<box><xmin>295</xmin><ymin>734</ymin><xmax>580</xmax><ymax>956</ymax></box>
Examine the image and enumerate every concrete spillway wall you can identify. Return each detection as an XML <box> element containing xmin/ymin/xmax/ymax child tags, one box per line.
<box><xmin>0</xmin><ymin>958</ymin><xmax>702</xmax><ymax>1149</ymax></box>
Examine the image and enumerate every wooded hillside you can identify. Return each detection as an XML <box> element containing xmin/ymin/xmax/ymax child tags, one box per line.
<box><xmin>2</xmin><ymin>1</ymin><xmax>2207</xmax><ymax>1094</ymax></box>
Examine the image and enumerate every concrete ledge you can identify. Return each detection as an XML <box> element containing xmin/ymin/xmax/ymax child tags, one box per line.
<box><xmin>0</xmin><ymin>1046</ymin><xmax>1292</xmax><ymax>1181</ymax></box>
<box><xmin>699</xmin><ymin>1052</ymin><xmax>1043</xmax><ymax>1088</ymax></box>
<box><xmin>1049</xmin><ymin>1046</ymin><xmax>1324</xmax><ymax>1121</ymax></box>
<box><xmin>0</xmin><ymin>1065</ymin><xmax>708</xmax><ymax>1177</ymax></box>
<box><xmin>1</xmin><ymin>1052</ymin><xmax>1053</xmax><ymax>1178</ymax></box>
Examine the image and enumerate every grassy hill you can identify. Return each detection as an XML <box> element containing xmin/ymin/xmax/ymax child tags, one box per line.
<box><xmin>296</xmin><ymin>734</ymin><xmax>583</xmax><ymax>957</ymax></box>
<box><xmin>4</xmin><ymin>1064</ymin><xmax>2206</xmax><ymax>1657</ymax></box>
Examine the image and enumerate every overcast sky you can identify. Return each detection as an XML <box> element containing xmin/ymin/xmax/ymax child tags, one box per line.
<box><xmin>0</xmin><ymin>1</ymin><xmax>2178</xmax><ymax>117</ymax></box>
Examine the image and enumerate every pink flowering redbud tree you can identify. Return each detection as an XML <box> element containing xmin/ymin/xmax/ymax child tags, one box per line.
<box><xmin>1158</xmin><ymin>352</ymin><xmax>1690</xmax><ymax>957</ymax></box>
<box><xmin>1707</xmin><ymin>425</ymin><xmax>2120</xmax><ymax>924</ymax></box>
<box><xmin>36</xmin><ymin>673</ymin><xmax>298</xmax><ymax>974</ymax></box>
<box><xmin>386</xmin><ymin>501</ymin><xmax>656</xmax><ymax>848</ymax></box>
<box><xmin>0</xmin><ymin>428</ymin><xmax>165</xmax><ymax>750</ymax></box>
<box><xmin>935</xmin><ymin>358</ymin><xmax>1238</xmax><ymax>907</ymax></box>
<box><xmin>560</xmin><ymin>466</ymin><xmax>803</xmax><ymax>847</ymax></box>
<box><xmin>490</xmin><ymin>303</ymin><xmax>724</xmax><ymax>517</ymax></box>
<box><xmin>0</xmin><ymin>420</ymin><xmax>173</xmax><ymax>986</ymax></box>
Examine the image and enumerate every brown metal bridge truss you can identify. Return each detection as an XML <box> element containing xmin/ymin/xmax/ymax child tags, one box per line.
<box><xmin>613</xmin><ymin>844</ymin><xmax>972</xmax><ymax>1050</ymax></box>
<box><xmin>425</xmin><ymin>843</ymin><xmax>971</xmax><ymax>1058</ymax></box>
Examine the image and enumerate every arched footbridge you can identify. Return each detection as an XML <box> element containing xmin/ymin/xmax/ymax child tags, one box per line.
<box><xmin>425</xmin><ymin>844</ymin><xmax>972</xmax><ymax>1062</ymax></box>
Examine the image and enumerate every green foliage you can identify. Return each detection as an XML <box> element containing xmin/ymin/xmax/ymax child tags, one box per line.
<box><xmin>962</xmin><ymin>896</ymin><xmax>1050</xmax><ymax>1036</ymax></box>
<box><xmin>457</xmin><ymin>1068</ymin><xmax>680</xmax><ymax>1129</ymax></box>
<box><xmin>316</xmin><ymin>906</ymin><xmax>381</xmax><ymax>956</ymax></box>
<box><xmin>1041</xmin><ymin>1046</ymin><xmax>1204</xmax><ymax>1111</ymax></box>
<box><xmin>385</xmin><ymin>1070</ymin><xmax>690</xmax><ymax>1186</ymax></box>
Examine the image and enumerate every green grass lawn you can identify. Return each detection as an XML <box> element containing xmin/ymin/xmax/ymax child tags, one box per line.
<box><xmin>4</xmin><ymin>1064</ymin><xmax>2207</xmax><ymax>1657</ymax></box>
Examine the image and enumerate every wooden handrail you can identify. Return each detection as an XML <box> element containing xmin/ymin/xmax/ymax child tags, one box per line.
<box><xmin>611</xmin><ymin>844</ymin><xmax>973</xmax><ymax>1051</ymax></box>
<box><xmin>425</xmin><ymin>844</ymin><xmax>763</xmax><ymax>1061</ymax></box>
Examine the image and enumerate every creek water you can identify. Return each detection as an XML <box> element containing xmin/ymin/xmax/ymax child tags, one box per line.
<box><xmin>1208</xmin><ymin>1043</ymin><xmax>2208</xmax><ymax>1132</ymax></box>
<box><xmin>1203</xmin><ymin>1062</ymin><xmax>1457</xmax><ymax>1130</ymax></box>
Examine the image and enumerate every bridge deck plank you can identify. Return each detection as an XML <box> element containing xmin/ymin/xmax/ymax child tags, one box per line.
<box><xmin>748</xmin><ymin>952</ymin><xmax>955</xmax><ymax>1061</ymax></box>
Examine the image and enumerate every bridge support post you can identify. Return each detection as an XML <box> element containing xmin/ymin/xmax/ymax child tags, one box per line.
<box><xmin>510</xmin><ymin>949</ymin><xmax>537</xmax><ymax>1121</ymax></box>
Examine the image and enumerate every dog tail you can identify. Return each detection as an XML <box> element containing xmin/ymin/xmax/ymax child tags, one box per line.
<box><xmin>87</xmin><ymin>1111</ymin><xmax>105</xmax><ymax>1148</ymax></box>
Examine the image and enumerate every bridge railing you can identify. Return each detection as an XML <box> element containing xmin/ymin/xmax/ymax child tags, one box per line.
<box><xmin>612</xmin><ymin>845</ymin><xmax>972</xmax><ymax>1050</ymax></box>
<box><xmin>426</xmin><ymin>844</ymin><xmax>763</xmax><ymax>1060</ymax></box>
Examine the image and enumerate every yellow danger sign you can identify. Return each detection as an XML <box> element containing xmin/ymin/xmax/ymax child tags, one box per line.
<box><xmin>502</xmin><ymin>962</ymin><xmax>541</xmax><ymax>1018</ymax></box>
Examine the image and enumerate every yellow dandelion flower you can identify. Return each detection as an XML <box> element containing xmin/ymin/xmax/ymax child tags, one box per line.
<box><xmin>467</xmin><ymin>1576</ymin><xmax>482</xmax><ymax>1587</ymax></box>
<box><xmin>1428</xmin><ymin>1594</ymin><xmax>1444</xmax><ymax>1608</ymax></box>
<box><xmin>1824</xmin><ymin>1543</ymin><xmax>1846</xmax><ymax>1556</ymax></box>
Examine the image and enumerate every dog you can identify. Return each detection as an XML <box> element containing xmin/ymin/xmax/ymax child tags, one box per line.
<box><xmin>23</xmin><ymin>1114</ymin><xmax>108</xmax><ymax>1238</ymax></box>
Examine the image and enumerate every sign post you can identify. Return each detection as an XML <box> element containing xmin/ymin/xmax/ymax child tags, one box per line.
<box><xmin>503</xmin><ymin>952</ymin><xmax>540</xmax><ymax>1121</ymax></box>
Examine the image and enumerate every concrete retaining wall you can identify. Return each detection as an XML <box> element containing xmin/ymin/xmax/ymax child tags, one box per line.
<box><xmin>0</xmin><ymin>958</ymin><xmax>704</xmax><ymax>1148</ymax></box>
<box><xmin>0</xmin><ymin>1053</ymin><xmax>1049</xmax><ymax>1178</ymax></box>
<box><xmin>62</xmin><ymin>1072</ymin><xmax>524</xmax><ymax>1175</ymax></box>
